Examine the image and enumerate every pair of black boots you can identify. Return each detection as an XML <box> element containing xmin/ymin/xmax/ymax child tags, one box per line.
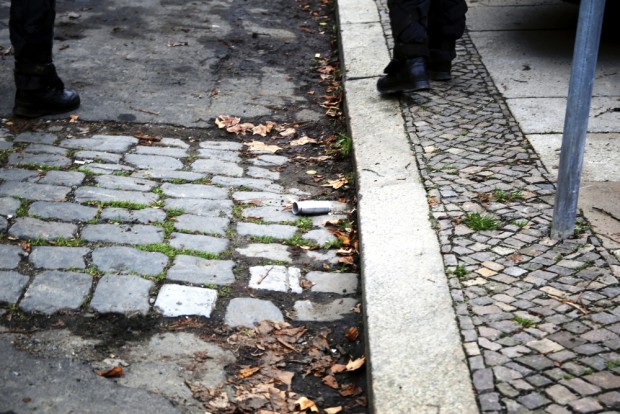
<box><xmin>13</xmin><ymin>62</ymin><xmax>80</xmax><ymax>118</ymax></box>
<box><xmin>376</xmin><ymin>57</ymin><xmax>452</xmax><ymax>94</ymax></box>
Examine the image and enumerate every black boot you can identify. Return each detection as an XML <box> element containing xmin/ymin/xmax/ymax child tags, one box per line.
<box><xmin>13</xmin><ymin>62</ymin><xmax>80</xmax><ymax>118</ymax></box>
<box><xmin>377</xmin><ymin>57</ymin><xmax>430</xmax><ymax>94</ymax></box>
<box><xmin>429</xmin><ymin>61</ymin><xmax>452</xmax><ymax>81</ymax></box>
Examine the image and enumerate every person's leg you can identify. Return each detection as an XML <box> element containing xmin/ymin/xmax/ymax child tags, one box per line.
<box><xmin>10</xmin><ymin>0</ymin><xmax>80</xmax><ymax>118</ymax></box>
<box><xmin>427</xmin><ymin>0</ymin><xmax>467</xmax><ymax>80</ymax></box>
<box><xmin>377</xmin><ymin>0</ymin><xmax>432</xmax><ymax>94</ymax></box>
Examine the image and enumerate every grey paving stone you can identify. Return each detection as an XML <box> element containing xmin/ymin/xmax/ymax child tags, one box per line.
<box><xmin>94</xmin><ymin>175</ymin><xmax>157</xmax><ymax>192</ymax></box>
<box><xmin>30</xmin><ymin>246</ymin><xmax>89</xmax><ymax>270</ymax></box>
<box><xmin>473</xmin><ymin>368</ymin><xmax>494</xmax><ymax>392</ymax></box>
<box><xmin>101</xmin><ymin>207</ymin><xmax>166</xmax><ymax>224</ymax></box>
<box><xmin>84</xmin><ymin>163</ymin><xmax>135</xmax><ymax>174</ymax></box>
<box><xmin>74</xmin><ymin>150</ymin><xmax>122</xmax><ymax>163</ymax></box>
<box><xmin>561</xmin><ymin>378</ymin><xmax>602</xmax><ymax>396</ymax></box>
<box><xmin>303</xmin><ymin>228</ymin><xmax>337</xmax><ymax>245</ymax></box>
<box><xmin>169</xmin><ymin>233</ymin><xmax>229</xmax><ymax>254</ymax></box>
<box><xmin>306</xmin><ymin>271</ymin><xmax>358</xmax><ymax>294</ymax></box>
<box><xmin>19</xmin><ymin>271</ymin><xmax>92</xmax><ymax>314</ymax></box>
<box><xmin>165</xmin><ymin>198</ymin><xmax>233</xmax><ymax>217</ymax></box>
<box><xmin>0</xmin><ymin>216</ymin><xmax>6</xmax><ymax>232</ymax></box>
<box><xmin>249</xmin><ymin>266</ymin><xmax>302</xmax><ymax>293</ymax></box>
<box><xmin>0</xmin><ymin>182</ymin><xmax>70</xmax><ymax>201</ymax></box>
<box><xmin>232</xmin><ymin>191</ymin><xmax>298</xmax><ymax>206</ymax></box>
<box><xmin>154</xmin><ymin>284</ymin><xmax>218</xmax><ymax>317</ymax></box>
<box><xmin>166</xmin><ymin>255</ymin><xmax>235</xmax><ymax>285</ymax></box>
<box><xmin>124</xmin><ymin>154</ymin><xmax>183</xmax><ymax>170</ymax></box>
<box><xmin>545</xmin><ymin>384</ymin><xmax>579</xmax><ymax>405</ymax></box>
<box><xmin>90</xmin><ymin>275</ymin><xmax>153</xmax><ymax>316</ymax></box>
<box><xmin>74</xmin><ymin>187</ymin><xmax>158</xmax><ymax>205</ymax></box>
<box><xmin>81</xmin><ymin>224</ymin><xmax>164</xmax><ymax>245</ymax></box>
<box><xmin>584</xmin><ymin>371</ymin><xmax>620</xmax><ymax>389</ymax></box>
<box><xmin>29</xmin><ymin>201</ymin><xmax>98</xmax><ymax>222</ymax></box>
<box><xmin>0</xmin><ymin>245</ymin><xmax>24</xmax><ymax>269</ymax></box>
<box><xmin>14</xmin><ymin>132</ymin><xmax>57</xmax><ymax>145</ymax></box>
<box><xmin>24</xmin><ymin>144</ymin><xmax>67</xmax><ymax>155</ymax></box>
<box><xmin>174</xmin><ymin>214</ymin><xmax>229</xmax><ymax>235</ymax></box>
<box><xmin>0</xmin><ymin>168</ymin><xmax>39</xmax><ymax>182</ymax></box>
<box><xmin>224</xmin><ymin>297</ymin><xmax>284</xmax><ymax>327</ymax></box>
<box><xmin>191</xmin><ymin>159</ymin><xmax>243</xmax><ymax>177</ymax></box>
<box><xmin>251</xmin><ymin>154</ymin><xmax>288</xmax><ymax>166</ymax></box>
<box><xmin>242</xmin><ymin>206</ymin><xmax>297</xmax><ymax>223</ymax></box>
<box><xmin>160</xmin><ymin>137</ymin><xmax>190</xmax><ymax>148</ymax></box>
<box><xmin>134</xmin><ymin>146</ymin><xmax>188</xmax><ymax>158</ymax></box>
<box><xmin>8</xmin><ymin>153</ymin><xmax>71</xmax><ymax>168</ymax></box>
<box><xmin>305</xmin><ymin>249</ymin><xmax>340</xmax><ymax>265</ymax></box>
<box><xmin>0</xmin><ymin>141</ymin><xmax>11</xmax><ymax>150</ymax></box>
<box><xmin>59</xmin><ymin>135</ymin><xmax>138</xmax><ymax>153</ymax></box>
<box><xmin>160</xmin><ymin>183</ymin><xmax>228</xmax><ymax>199</ymax></box>
<box><xmin>517</xmin><ymin>392</ymin><xmax>551</xmax><ymax>410</ymax></box>
<box><xmin>38</xmin><ymin>171</ymin><xmax>85</xmax><ymax>187</ymax></box>
<box><xmin>9</xmin><ymin>217</ymin><xmax>77</xmax><ymax>241</ymax></box>
<box><xmin>0</xmin><ymin>271</ymin><xmax>29</xmax><ymax>303</ymax></box>
<box><xmin>92</xmin><ymin>247</ymin><xmax>168</xmax><ymax>276</ymax></box>
<box><xmin>568</xmin><ymin>398</ymin><xmax>603</xmax><ymax>413</ymax></box>
<box><xmin>237</xmin><ymin>222</ymin><xmax>297</xmax><ymax>239</ymax></box>
<box><xmin>0</xmin><ymin>197</ymin><xmax>20</xmax><ymax>216</ymax></box>
<box><xmin>212</xmin><ymin>176</ymin><xmax>283</xmax><ymax>193</ymax></box>
<box><xmin>199</xmin><ymin>141</ymin><xmax>243</xmax><ymax>151</ymax></box>
<box><xmin>196</xmin><ymin>148</ymin><xmax>241</xmax><ymax>162</ymax></box>
<box><xmin>131</xmin><ymin>170</ymin><xmax>205</xmax><ymax>181</ymax></box>
<box><xmin>292</xmin><ymin>298</ymin><xmax>358</xmax><ymax>321</ymax></box>
<box><xmin>246</xmin><ymin>166</ymin><xmax>280</xmax><ymax>180</ymax></box>
<box><xmin>236</xmin><ymin>243</ymin><xmax>291</xmax><ymax>262</ymax></box>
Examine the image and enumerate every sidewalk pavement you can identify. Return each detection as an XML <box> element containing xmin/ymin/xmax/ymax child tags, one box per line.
<box><xmin>339</xmin><ymin>0</ymin><xmax>620</xmax><ymax>412</ymax></box>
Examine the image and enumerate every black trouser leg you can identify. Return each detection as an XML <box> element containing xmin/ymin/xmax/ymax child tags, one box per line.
<box><xmin>387</xmin><ymin>0</ymin><xmax>431</xmax><ymax>60</ymax></box>
<box><xmin>428</xmin><ymin>0</ymin><xmax>467</xmax><ymax>65</ymax></box>
<box><xmin>10</xmin><ymin>0</ymin><xmax>56</xmax><ymax>66</ymax></box>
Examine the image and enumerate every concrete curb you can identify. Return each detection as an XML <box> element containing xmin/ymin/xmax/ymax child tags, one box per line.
<box><xmin>336</xmin><ymin>0</ymin><xmax>479</xmax><ymax>412</ymax></box>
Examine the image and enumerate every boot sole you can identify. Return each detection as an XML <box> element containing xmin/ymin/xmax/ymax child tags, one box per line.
<box><xmin>13</xmin><ymin>101</ymin><xmax>80</xmax><ymax>119</ymax></box>
<box><xmin>377</xmin><ymin>80</ymin><xmax>431</xmax><ymax>95</ymax></box>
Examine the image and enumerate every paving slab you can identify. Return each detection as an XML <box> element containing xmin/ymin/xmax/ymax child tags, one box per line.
<box><xmin>20</xmin><ymin>271</ymin><xmax>92</xmax><ymax>314</ymax></box>
<box><xmin>166</xmin><ymin>255</ymin><xmax>235</xmax><ymax>285</ymax></box>
<box><xmin>29</xmin><ymin>246</ymin><xmax>90</xmax><ymax>270</ymax></box>
<box><xmin>92</xmin><ymin>246</ymin><xmax>168</xmax><ymax>276</ymax></box>
<box><xmin>90</xmin><ymin>275</ymin><xmax>153</xmax><ymax>316</ymax></box>
<box><xmin>0</xmin><ymin>271</ymin><xmax>29</xmax><ymax>304</ymax></box>
<box><xmin>154</xmin><ymin>284</ymin><xmax>218</xmax><ymax>317</ymax></box>
<box><xmin>224</xmin><ymin>297</ymin><xmax>284</xmax><ymax>328</ymax></box>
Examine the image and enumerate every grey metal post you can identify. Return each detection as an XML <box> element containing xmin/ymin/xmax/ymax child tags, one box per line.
<box><xmin>551</xmin><ymin>0</ymin><xmax>606</xmax><ymax>240</ymax></box>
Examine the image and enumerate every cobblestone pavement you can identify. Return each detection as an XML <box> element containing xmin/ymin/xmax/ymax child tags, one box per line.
<box><xmin>0</xmin><ymin>127</ymin><xmax>359</xmax><ymax>328</ymax></box>
<box><xmin>376</xmin><ymin>3</ymin><xmax>620</xmax><ymax>411</ymax></box>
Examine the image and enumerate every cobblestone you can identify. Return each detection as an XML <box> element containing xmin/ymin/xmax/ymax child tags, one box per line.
<box><xmin>90</xmin><ymin>275</ymin><xmax>153</xmax><ymax>316</ymax></box>
<box><xmin>10</xmin><ymin>217</ymin><xmax>77</xmax><ymax>240</ymax></box>
<box><xmin>30</xmin><ymin>246</ymin><xmax>89</xmax><ymax>270</ymax></box>
<box><xmin>154</xmin><ymin>284</ymin><xmax>217</xmax><ymax>317</ymax></box>
<box><xmin>92</xmin><ymin>246</ymin><xmax>168</xmax><ymax>276</ymax></box>
<box><xmin>20</xmin><ymin>271</ymin><xmax>92</xmax><ymax>314</ymax></box>
<box><xmin>0</xmin><ymin>271</ymin><xmax>29</xmax><ymax>303</ymax></box>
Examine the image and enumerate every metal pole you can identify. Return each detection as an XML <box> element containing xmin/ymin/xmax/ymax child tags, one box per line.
<box><xmin>550</xmin><ymin>0</ymin><xmax>606</xmax><ymax>240</ymax></box>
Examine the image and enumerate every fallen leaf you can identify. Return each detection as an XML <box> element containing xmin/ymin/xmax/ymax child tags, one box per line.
<box><xmin>330</xmin><ymin>364</ymin><xmax>346</xmax><ymax>374</ymax></box>
<box><xmin>19</xmin><ymin>242</ymin><xmax>31</xmax><ymax>253</ymax></box>
<box><xmin>321</xmin><ymin>177</ymin><xmax>348</xmax><ymax>189</ymax></box>
<box><xmin>279</xmin><ymin>127</ymin><xmax>296</xmax><ymax>137</ymax></box>
<box><xmin>97</xmin><ymin>366</ymin><xmax>123</xmax><ymax>378</ymax></box>
<box><xmin>245</xmin><ymin>140</ymin><xmax>281</xmax><ymax>153</ymax></box>
<box><xmin>295</xmin><ymin>397</ymin><xmax>319</xmax><ymax>412</ymax></box>
<box><xmin>291</xmin><ymin>136</ymin><xmax>318</xmax><ymax>146</ymax></box>
<box><xmin>339</xmin><ymin>383</ymin><xmax>362</xmax><ymax>397</ymax></box>
<box><xmin>167</xmin><ymin>40</ymin><xmax>189</xmax><ymax>47</ymax></box>
<box><xmin>300</xmin><ymin>279</ymin><xmax>313</xmax><ymax>289</ymax></box>
<box><xmin>345</xmin><ymin>327</ymin><xmax>359</xmax><ymax>342</ymax></box>
<box><xmin>252</xmin><ymin>123</ymin><xmax>275</xmax><ymax>137</ymax></box>
<box><xmin>215</xmin><ymin>115</ymin><xmax>240</xmax><ymax>128</ymax></box>
<box><xmin>69</xmin><ymin>114</ymin><xmax>79</xmax><ymax>123</ymax></box>
<box><xmin>238</xmin><ymin>366</ymin><xmax>262</xmax><ymax>379</ymax></box>
<box><xmin>322</xmin><ymin>375</ymin><xmax>339</xmax><ymax>389</ymax></box>
<box><xmin>346</xmin><ymin>356</ymin><xmax>365</xmax><ymax>372</ymax></box>
<box><xmin>227</xmin><ymin>122</ymin><xmax>255</xmax><ymax>135</ymax></box>
<box><xmin>325</xmin><ymin>407</ymin><xmax>343</xmax><ymax>414</ymax></box>
<box><xmin>306</xmin><ymin>170</ymin><xmax>317</xmax><ymax>175</ymax></box>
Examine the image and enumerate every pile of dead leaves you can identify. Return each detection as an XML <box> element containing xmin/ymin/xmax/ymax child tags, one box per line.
<box><xmin>187</xmin><ymin>321</ymin><xmax>366</xmax><ymax>413</ymax></box>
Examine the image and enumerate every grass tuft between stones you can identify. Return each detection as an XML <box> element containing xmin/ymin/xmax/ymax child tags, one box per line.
<box><xmin>463</xmin><ymin>213</ymin><xmax>500</xmax><ymax>231</ymax></box>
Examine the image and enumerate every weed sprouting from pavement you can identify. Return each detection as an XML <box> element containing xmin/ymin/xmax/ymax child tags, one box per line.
<box><xmin>463</xmin><ymin>213</ymin><xmax>500</xmax><ymax>231</ymax></box>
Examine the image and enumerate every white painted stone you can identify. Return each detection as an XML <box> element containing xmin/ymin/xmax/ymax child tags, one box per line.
<box><xmin>155</xmin><ymin>284</ymin><xmax>217</xmax><ymax>317</ymax></box>
<box><xmin>249</xmin><ymin>266</ymin><xmax>302</xmax><ymax>293</ymax></box>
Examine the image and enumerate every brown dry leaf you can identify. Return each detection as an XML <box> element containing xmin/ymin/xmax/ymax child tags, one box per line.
<box><xmin>352</xmin><ymin>303</ymin><xmax>362</xmax><ymax>313</ymax></box>
<box><xmin>300</xmin><ymin>279</ymin><xmax>313</xmax><ymax>289</ymax></box>
<box><xmin>508</xmin><ymin>253</ymin><xmax>524</xmax><ymax>263</ymax></box>
<box><xmin>330</xmin><ymin>364</ymin><xmax>346</xmax><ymax>374</ymax></box>
<box><xmin>295</xmin><ymin>397</ymin><xmax>319</xmax><ymax>412</ymax></box>
<box><xmin>345</xmin><ymin>327</ymin><xmax>359</xmax><ymax>342</ymax></box>
<box><xmin>274</xmin><ymin>370</ymin><xmax>295</xmax><ymax>387</ymax></box>
<box><xmin>19</xmin><ymin>242</ymin><xmax>31</xmax><ymax>253</ymax></box>
<box><xmin>69</xmin><ymin>114</ymin><xmax>79</xmax><ymax>123</ymax></box>
<box><xmin>134</xmin><ymin>134</ymin><xmax>161</xmax><ymax>142</ymax></box>
<box><xmin>346</xmin><ymin>356</ymin><xmax>366</xmax><ymax>372</ymax></box>
<box><xmin>215</xmin><ymin>115</ymin><xmax>240</xmax><ymax>129</ymax></box>
<box><xmin>238</xmin><ymin>366</ymin><xmax>262</xmax><ymax>379</ymax></box>
<box><xmin>97</xmin><ymin>366</ymin><xmax>123</xmax><ymax>378</ymax></box>
<box><xmin>245</xmin><ymin>140</ymin><xmax>282</xmax><ymax>153</ymax></box>
<box><xmin>321</xmin><ymin>177</ymin><xmax>348</xmax><ymax>189</ymax></box>
<box><xmin>253</xmin><ymin>123</ymin><xmax>275</xmax><ymax>137</ymax></box>
<box><xmin>322</xmin><ymin>375</ymin><xmax>339</xmax><ymax>389</ymax></box>
<box><xmin>324</xmin><ymin>407</ymin><xmax>343</xmax><ymax>414</ymax></box>
<box><xmin>280</xmin><ymin>127</ymin><xmax>296</xmax><ymax>137</ymax></box>
<box><xmin>339</xmin><ymin>383</ymin><xmax>363</xmax><ymax>397</ymax></box>
<box><xmin>290</xmin><ymin>136</ymin><xmax>318</xmax><ymax>146</ymax></box>
<box><xmin>428</xmin><ymin>197</ymin><xmax>439</xmax><ymax>206</ymax></box>
<box><xmin>338</xmin><ymin>256</ymin><xmax>355</xmax><ymax>265</ymax></box>
<box><xmin>227</xmin><ymin>122</ymin><xmax>255</xmax><ymax>135</ymax></box>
